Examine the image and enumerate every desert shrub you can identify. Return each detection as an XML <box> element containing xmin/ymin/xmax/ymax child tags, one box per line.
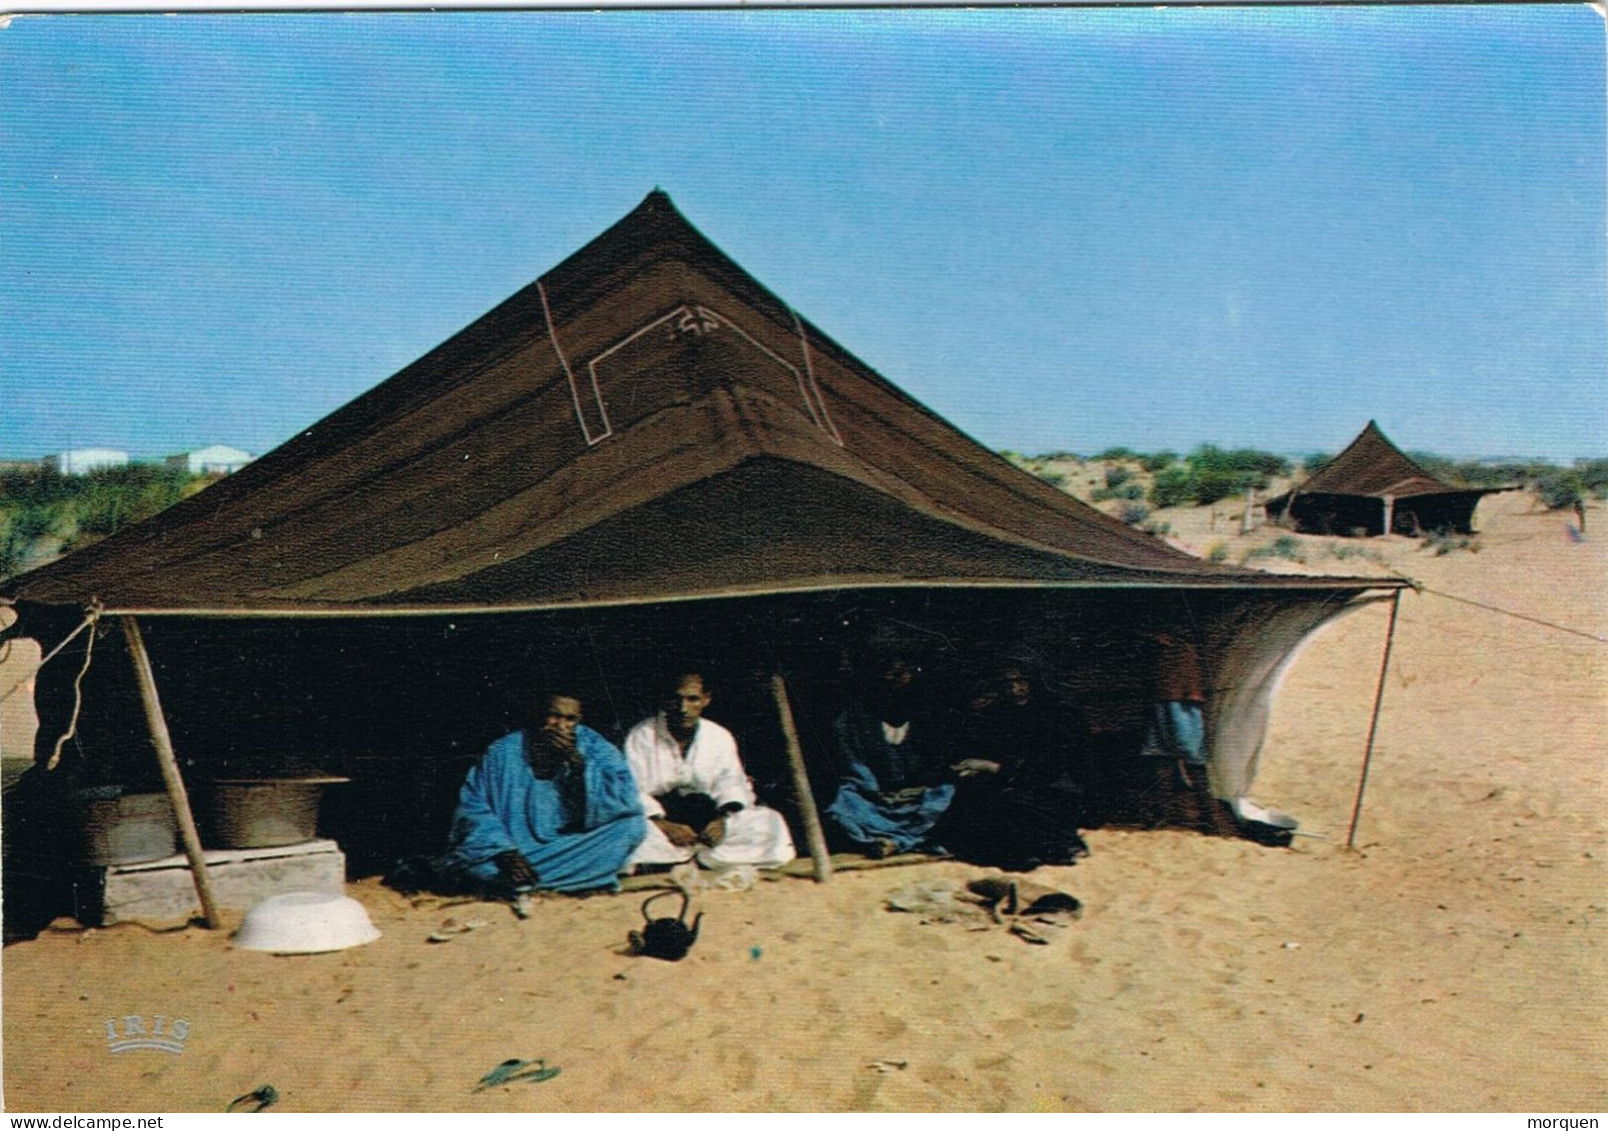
<box><xmin>1465</xmin><ymin>461</ymin><xmax>1543</xmax><ymax>488</ymax></box>
<box><xmin>1094</xmin><ymin>446</ymin><xmax>1137</xmax><ymax>461</ymax></box>
<box><xmin>1119</xmin><ymin>502</ymin><xmax>1151</xmax><ymax>526</ymax></box>
<box><xmin>1245</xmin><ymin>535</ymin><xmax>1302</xmax><ymax>562</ymax></box>
<box><xmin>0</xmin><ymin>464</ymin><xmax>208</xmax><ymax>576</ymax></box>
<box><xmin>0</xmin><ymin>539</ymin><xmax>21</xmax><ymax>581</ymax></box>
<box><xmin>1188</xmin><ymin>443</ymin><xmax>1291</xmax><ymax>483</ymax></box>
<box><xmin>1329</xmin><ymin>543</ymin><xmax>1385</xmax><ymax>563</ymax></box>
<box><xmin>1407</xmin><ymin>450</ymin><xmax>1457</xmax><ymax>481</ymax></box>
<box><xmin>1409</xmin><ymin>452</ymin><xmax>1548</xmax><ymax>490</ymax></box>
<box><xmin>1575</xmin><ymin>458</ymin><xmax>1608</xmax><ymax>497</ymax></box>
<box><xmin>0</xmin><ymin>467</ymin><xmax>73</xmax><ymax>510</ymax></box>
<box><xmin>1033</xmin><ymin>468</ymin><xmax>1069</xmax><ymax>488</ymax></box>
<box><xmin>1205</xmin><ymin>542</ymin><xmax>1230</xmax><ymax>564</ymax></box>
<box><xmin>1139</xmin><ymin>450</ymin><xmax>1178</xmax><ymax>473</ymax></box>
<box><xmin>0</xmin><ymin>505</ymin><xmax>57</xmax><ymax>581</ymax></box>
<box><xmin>1141</xmin><ymin>519</ymin><xmax>1172</xmax><ymax>537</ymax></box>
<box><xmin>1424</xmin><ymin>531</ymin><xmax>1480</xmax><ymax>556</ymax></box>
<box><xmin>1191</xmin><ymin>468</ymin><xmax>1245</xmax><ymax>506</ymax></box>
<box><xmin>1138</xmin><ymin>444</ymin><xmax>1293</xmax><ymax>508</ymax></box>
<box><xmin>1148</xmin><ymin>466</ymin><xmax>1194</xmax><ymax>509</ymax></box>
<box><xmin>1093</xmin><ymin>482</ymin><xmax>1145</xmax><ymax>502</ymax></box>
<box><xmin>1534</xmin><ymin>470</ymin><xmax>1586</xmax><ymax>511</ymax></box>
<box><xmin>75</xmin><ymin>465</ymin><xmax>194</xmax><ymax>536</ymax></box>
<box><xmin>7</xmin><ymin>505</ymin><xmax>57</xmax><ymax>543</ymax></box>
<box><xmin>1104</xmin><ymin>465</ymin><xmax>1133</xmax><ymax>489</ymax></box>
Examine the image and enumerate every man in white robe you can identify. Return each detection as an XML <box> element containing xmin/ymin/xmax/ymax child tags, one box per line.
<box><xmin>624</xmin><ymin>672</ymin><xmax>796</xmax><ymax>870</ymax></box>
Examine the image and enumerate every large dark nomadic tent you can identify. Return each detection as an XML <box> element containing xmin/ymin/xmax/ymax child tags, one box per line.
<box><xmin>4</xmin><ymin>191</ymin><xmax>1406</xmax><ymax>915</ymax></box>
<box><xmin>1265</xmin><ymin>420</ymin><xmax>1506</xmax><ymax>537</ymax></box>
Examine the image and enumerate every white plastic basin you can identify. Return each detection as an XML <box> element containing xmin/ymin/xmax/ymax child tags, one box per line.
<box><xmin>234</xmin><ymin>890</ymin><xmax>381</xmax><ymax>954</ymax></box>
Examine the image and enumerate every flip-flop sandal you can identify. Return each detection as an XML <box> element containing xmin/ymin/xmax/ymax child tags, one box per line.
<box><xmin>506</xmin><ymin>1061</ymin><xmax>561</xmax><ymax>1085</ymax></box>
<box><xmin>474</xmin><ymin>1059</ymin><xmax>537</xmax><ymax>1091</ymax></box>
<box><xmin>1008</xmin><ymin>922</ymin><xmax>1051</xmax><ymax>945</ymax></box>
<box><xmin>429</xmin><ymin>917</ymin><xmax>488</xmax><ymax>943</ymax></box>
<box><xmin>474</xmin><ymin>1058</ymin><xmax>560</xmax><ymax>1091</ymax></box>
<box><xmin>227</xmin><ymin>1085</ymin><xmax>279</xmax><ymax>1112</ymax></box>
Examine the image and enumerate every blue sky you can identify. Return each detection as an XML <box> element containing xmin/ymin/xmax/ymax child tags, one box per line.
<box><xmin>3</xmin><ymin>7</ymin><xmax>1603</xmax><ymax>463</ymax></box>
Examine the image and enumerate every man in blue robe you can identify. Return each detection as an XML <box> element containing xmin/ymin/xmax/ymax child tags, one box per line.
<box><xmin>824</xmin><ymin>652</ymin><xmax>955</xmax><ymax>858</ymax></box>
<box><xmin>440</xmin><ymin>693</ymin><xmax>646</xmax><ymax>895</ymax></box>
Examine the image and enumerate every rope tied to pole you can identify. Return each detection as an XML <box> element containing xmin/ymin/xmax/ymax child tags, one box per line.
<box><xmin>0</xmin><ymin>605</ymin><xmax>103</xmax><ymax>706</ymax></box>
<box><xmin>45</xmin><ymin>600</ymin><xmax>104</xmax><ymax>772</ymax></box>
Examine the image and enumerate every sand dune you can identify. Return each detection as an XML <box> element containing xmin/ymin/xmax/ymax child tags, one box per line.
<box><xmin>3</xmin><ymin>491</ymin><xmax>1603</xmax><ymax>1112</ymax></box>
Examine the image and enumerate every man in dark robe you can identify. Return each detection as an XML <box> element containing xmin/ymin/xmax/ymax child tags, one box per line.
<box><xmin>936</xmin><ymin>662</ymin><xmax>1090</xmax><ymax>871</ymax></box>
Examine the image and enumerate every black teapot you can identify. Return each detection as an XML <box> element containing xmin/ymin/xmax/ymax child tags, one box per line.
<box><xmin>629</xmin><ymin>890</ymin><xmax>703</xmax><ymax>962</ymax></box>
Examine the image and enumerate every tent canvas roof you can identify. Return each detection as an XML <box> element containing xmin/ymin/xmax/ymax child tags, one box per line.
<box><xmin>7</xmin><ymin>191</ymin><xmax>1395</xmax><ymax>616</ymax></box>
<box><xmin>1289</xmin><ymin>421</ymin><xmax>1496</xmax><ymax>501</ymax></box>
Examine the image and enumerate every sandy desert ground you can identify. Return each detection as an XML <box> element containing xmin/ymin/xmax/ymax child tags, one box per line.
<box><xmin>1</xmin><ymin>489</ymin><xmax>1603</xmax><ymax>1113</ymax></box>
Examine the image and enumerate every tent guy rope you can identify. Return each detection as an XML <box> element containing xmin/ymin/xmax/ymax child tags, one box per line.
<box><xmin>45</xmin><ymin>602</ymin><xmax>102</xmax><ymax>771</ymax></box>
<box><xmin>1413</xmin><ymin>583</ymin><xmax>1607</xmax><ymax>644</ymax></box>
<box><xmin>0</xmin><ymin>603</ymin><xmax>101</xmax><ymax>706</ymax></box>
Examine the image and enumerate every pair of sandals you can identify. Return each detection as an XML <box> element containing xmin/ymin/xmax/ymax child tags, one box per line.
<box><xmin>473</xmin><ymin>1058</ymin><xmax>561</xmax><ymax>1092</ymax></box>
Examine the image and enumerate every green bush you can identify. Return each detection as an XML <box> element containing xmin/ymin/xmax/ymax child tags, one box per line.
<box><xmin>1188</xmin><ymin>443</ymin><xmax>1290</xmax><ymax>482</ymax></box>
<box><xmin>1094</xmin><ymin>446</ymin><xmax>1137</xmax><ymax>461</ymax></box>
<box><xmin>1149</xmin><ymin>466</ymin><xmax>1194</xmax><ymax>509</ymax></box>
<box><xmin>1104</xmin><ymin>465</ymin><xmax>1133</xmax><ymax>489</ymax></box>
<box><xmin>0</xmin><ymin>464</ymin><xmax>210</xmax><ymax>578</ymax></box>
<box><xmin>1575</xmin><ymin>458</ymin><xmax>1608</xmax><ymax>497</ymax></box>
<box><xmin>1139</xmin><ymin>444</ymin><xmax>1293</xmax><ymax>509</ymax></box>
<box><xmin>0</xmin><ymin>504</ymin><xmax>59</xmax><ymax>581</ymax></box>
<box><xmin>1205</xmin><ymin>542</ymin><xmax>1230</xmax><ymax>564</ymax></box>
<box><xmin>1534</xmin><ymin>471</ymin><xmax>1584</xmax><ymax>511</ymax></box>
<box><xmin>1119</xmin><ymin>502</ymin><xmax>1150</xmax><ymax>526</ymax></box>
<box><xmin>74</xmin><ymin>466</ymin><xmax>194</xmax><ymax>535</ymax></box>
<box><xmin>1033</xmin><ymin>468</ymin><xmax>1069</xmax><ymax>489</ymax></box>
<box><xmin>1139</xmin><ymin>450</ymin><xmax>1178</xmax><ymax>473</ymax></box>
<box><xmin>1409</xmin><ymin>452</ymin><xmax>1544</xmax><ymax>490</ymax></box>
<box><xmin>1191</xmin><ymin>468</ymin><xmax>1247</xmax><ymax>506</ymax></box>
<box><xmin>1093</xmin><ymin>482</ymin><xmax>1146</xmax><ymax>502</ymax></box>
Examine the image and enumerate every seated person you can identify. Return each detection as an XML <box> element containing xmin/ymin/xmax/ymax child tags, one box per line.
<box><xmin>624</xmin><ymin>672</ymin><xmax>796</xmax><ymax>871</ymax></box>
<box><xmin>936</xmin><ymin>661</ymin><xmax>1090</xmax><ymax>870</ymax></box>
<box><xmin>824</xmin><ymin>650</ymin><xmax>955</xmax><ymax>859</ymax></box>
<box><xmin>437</xmin><ymin>692</ymin><xmax>646</xmax><ymax>895</ymax></box>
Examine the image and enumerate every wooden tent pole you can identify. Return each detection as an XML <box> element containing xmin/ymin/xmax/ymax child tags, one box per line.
<box><xmin>1346</xmin><ymin>589</ymin><xmax>1402</xmax><ymax>851</ymax></box>
<box><xmin>769</xmin><ymin>672</ymin><xmax>833</xmax><ymax>883</ymax></box>
<box><xmin>121</xmin><ymin>615</ymin><xmax>221</xmax><ymax>928</ymax></box>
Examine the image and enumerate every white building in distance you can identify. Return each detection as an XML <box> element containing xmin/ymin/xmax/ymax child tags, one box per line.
<box><xmin>44</xmin><ymin>448</ymin><xmax>129</xmax><ymax>475</ymax></box>
<box><xmin>166</xmin><ymin>444</ymin><xmax>254</xmax><ymax>476</ymax></box>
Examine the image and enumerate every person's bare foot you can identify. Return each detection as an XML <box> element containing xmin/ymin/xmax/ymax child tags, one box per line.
<box><xmin>867</xmin><ymin>838</ymin><xmax>899</xmax><ymax>860</ymax></box>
